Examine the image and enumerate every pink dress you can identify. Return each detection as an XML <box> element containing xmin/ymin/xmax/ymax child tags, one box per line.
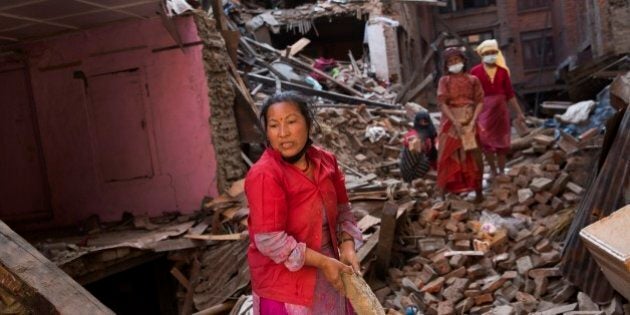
<box><xmin>252</xmin><ymin>203</ymin><xmax>361</xmax><ymax>315</ymax></box>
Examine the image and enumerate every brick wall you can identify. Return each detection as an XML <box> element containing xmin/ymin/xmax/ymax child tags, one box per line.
<box><xmin>608</xmin><ymin>0</ymin><xmax>630</xmax><ymax>55</ymax></box>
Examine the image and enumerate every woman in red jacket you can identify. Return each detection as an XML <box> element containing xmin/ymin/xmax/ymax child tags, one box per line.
<box><xmin>245</xmin><ymin>92</ymin><xmax>362</xmax><ymax>314</ymax></box>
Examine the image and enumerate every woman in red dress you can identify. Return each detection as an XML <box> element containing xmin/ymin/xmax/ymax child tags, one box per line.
<box><xmin>245</xmin><ymin>92</ymin><xmax>362</xmax><ymax>314</ymax></box>
<box><xmin>436</xmin><ymin>48</ymin><xmax>485</xmax><ymax>202</ymax></box>
<box><xmin>470</xmin><ymin>39</ymin><xmax>526</xmax><ymax>177</ymax></box>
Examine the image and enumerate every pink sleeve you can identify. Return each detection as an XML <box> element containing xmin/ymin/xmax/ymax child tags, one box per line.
<box><xmin>337</xmin><ymin>203</ymin><xmax>363</xmax><ymax>248</ymax></box>
<box><xmin>254</xmin><ymin>232</ymin><xmax>306</xmax><ymax>272</ymax></box>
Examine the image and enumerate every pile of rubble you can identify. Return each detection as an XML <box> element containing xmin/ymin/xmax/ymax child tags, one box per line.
<box><xmin>362</xmin><ymin>127</ymin><xmax>616</xmax><ymax>314</ymax></box>
<box><xmin>314</xmin><ymin>103</ymin><xmax>425</xmax><ymax>176</ymax></box>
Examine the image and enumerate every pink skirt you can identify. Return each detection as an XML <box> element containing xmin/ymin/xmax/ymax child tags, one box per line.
<box><xmin>477</xmin><ymin>94</ymin><xmax>511</xmax><ymax>154</ymax></box>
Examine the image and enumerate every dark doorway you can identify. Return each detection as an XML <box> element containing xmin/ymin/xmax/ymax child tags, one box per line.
<box><xmin>84</xmin><ymin>256</ymin><xmax>178</xmax><ymax>315</ymax></box>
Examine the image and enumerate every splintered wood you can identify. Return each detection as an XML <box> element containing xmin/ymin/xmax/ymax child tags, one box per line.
<box><xmin>342</xmin><ymin>272</ymin><xmax>386</xmax><ymax>315</ymax></box>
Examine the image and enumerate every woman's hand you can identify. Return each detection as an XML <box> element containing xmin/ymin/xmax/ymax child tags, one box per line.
<box><xmin>339</xmin><ymin>240</ymin><xmax>360</xmax><ymax>274</ymax></box>
<box><xmin>452</xmin><ymin>121</ymin><xmax>463</xmax><ymax>136</ymax></box>
<box><xmin>463</xmin><ymin>122</ymin><xmax>476</xmax><ymax>134</ymax></box>
<box><xmin>321</xmin><ymin>257</ymin><xmax>354</xmax><ymax>295</ymax></box>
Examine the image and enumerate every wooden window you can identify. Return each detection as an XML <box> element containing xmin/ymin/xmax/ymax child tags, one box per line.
<box><xmin>518</xmin><ymin>0</ymin><xmax>548</xmax><ymax>12</ymax></box>
<box><xmin>439</xmin><ymin>0</ymin><xmax>495</xmax><ymax>13</ymax></box>
<box><xmin>521</xmin><ymin>30</ymin><xmax>555</xmax><ymax>69</ymax></box>
<box><xmin>462</xmin><ymin>31</ymin><xmax>495</xmax><ymax>50</ymax></box>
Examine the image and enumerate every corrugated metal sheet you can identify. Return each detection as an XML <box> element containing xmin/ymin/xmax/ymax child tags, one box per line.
<box><xmin>561</xmin><ymin>106</ymin><xmax>629</xmax><ymax>304</ymax></box>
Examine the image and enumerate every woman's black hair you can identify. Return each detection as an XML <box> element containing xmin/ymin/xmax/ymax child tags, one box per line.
<box><xmin>259</xmin><ymin>91</ymin><xmax>318</xmax><ymax>163</ymax></box>
<box><xmin>260</xmin><ymin>91</ymin><xmax>316</xmax><ymax>133</ymax></box>
<box><xmin>413</xmin><ymin>111</ymin><xmax>438</xmax><ymax>163</ymax></box>
<box><xmin>413</xmin><ymin>111</ymin><xmax>437</xmax><ymax>139</ymax></box>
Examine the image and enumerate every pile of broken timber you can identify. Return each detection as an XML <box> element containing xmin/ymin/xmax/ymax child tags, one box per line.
<box><xmin>367</xmin><ymin>131</ymin><xmax>618</xmax><ymax>314</ymax></box>
<box><xmin>242</xmin><ymin>35</ymin><xmax>400</xmax><ymax>108</ymax></box>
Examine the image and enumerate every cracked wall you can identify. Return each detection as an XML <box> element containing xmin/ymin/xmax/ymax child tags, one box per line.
<box><xmin>1</xmin><ymin>16</ymin><xmax>219</xmax><ymax>229</ymax></box>
<box><xmin>193</xmin><ymin>12</ymin><xmax>247</xmax><ymax>193</ymax></box>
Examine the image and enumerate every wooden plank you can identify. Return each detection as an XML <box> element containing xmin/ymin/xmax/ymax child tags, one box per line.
<box><xmin>348</xmin><ymin>50</ymin><xmax>361</xmax><ymax>76</ymax></box>
<box><xmin>357</xmin><ymin>228</ymin><xmax>380</xmax><ymax>263</ymax></box>
<box><xmin>242</xmin><ymin>37</ymin><xmax>363</xmax><ymax>97</ymax></box>
<box><xmin>396</xmin><ymin>32</ymin><xmax>444</xmax><ymax>103</ymax></box>
<box><xmin>375</xmin><ymin>202</ymin><xmax>398</xmax><ymax>279</ymax></box>
<box><xmin>288</xmin><ymin>38</ymin><xmax>311</xmax><ymax>57</ymax></box>
<box><xmin>280</xmin><ymin>56</ymin><xmax>364</xmax><ymax>97</ymax></box>
<box><xmin>180</xmin><ymin>255</ymin><xmax>202</xmax><ymax>315</ymax></box>
<box><xmin>183</xmin><ymin>233</ymin><xmax>246</xmax><ymax>241</ymax></box>
<box><xmin>246</xmin><ymin>73</ymin><xmax>398</xmax><ymax>108</ymax></box>
<box><xmin>404</xmin><ymin>72</ymin><xmax>435</xmax><ymax>103</ymax></box>
<box><xmin>221</xmin><ymin>30</ymin><xmax>240</xmax><ymax>65</ymax></box>
<box><xmin>0</xmin><ymin>220</ymin><xmax>114</xmax><ymax>314</ymax></box>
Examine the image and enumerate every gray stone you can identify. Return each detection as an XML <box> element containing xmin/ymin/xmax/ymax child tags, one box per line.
<box><xmin>577</xmin><ymin>292</ymin><xmax>599</xmax><ymax>311</ymax></box>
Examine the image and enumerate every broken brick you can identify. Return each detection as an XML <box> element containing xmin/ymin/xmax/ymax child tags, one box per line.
<box><xmin>420</xmin><ymin>277</ymin><xmax>445</xmax><ymax>293</ymax></box>
<box><xmin>530</xmin><ymin>177</ymin><xmax>553</xmax><ymax>192</ymax></box>
<box><xmin>473</xmin><ymin>293</ymin><xmax>493</xmax><ymax>305</ymax></box>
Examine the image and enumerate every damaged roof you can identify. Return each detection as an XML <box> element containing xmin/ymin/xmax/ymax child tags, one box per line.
<box><xmin>0</xmin><ymin>0</ymin><xmax>161</xmax><ymax>46</ymax></box>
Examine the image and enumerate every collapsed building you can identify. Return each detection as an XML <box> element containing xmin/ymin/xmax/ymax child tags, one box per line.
<box><xmin>0</xmin><ymin>0</ymin><xmax>629</xmax><ymax>314</ymax></box>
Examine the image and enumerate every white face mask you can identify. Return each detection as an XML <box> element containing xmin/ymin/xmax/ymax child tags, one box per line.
<box><xmin>483</xmin><ymin>54</ymin><xmax>497</xmax><ymax>64</ymax></box>
<box><xmin>448</xmin><ymin>63</ymin><xmax>464</xmax><ymax>73</ymax></box>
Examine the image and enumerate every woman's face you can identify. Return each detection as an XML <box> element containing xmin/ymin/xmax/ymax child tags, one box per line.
<box><xmin>446</xmin><ymin>55</ymin><xmax>464</xmax><ymax>67</ymax></box>
<box><xmin>265</xmin><ymin>101</ymin><xmax>309</xmax><ymax>158</ymax></box>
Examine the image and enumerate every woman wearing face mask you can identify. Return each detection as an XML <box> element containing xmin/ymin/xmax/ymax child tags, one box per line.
<box><xmin>436</xmin><ymin>47</ymin><xmax>485</xmax><ymax>202</ymax></box>
<box><xmin>400</xmin><ymin>111</ymin><xmax>438</xmax><ymax>183</ymax></box>
<box><xmin>470</xmin><ymin>39</ymin><xmax>526</xmax><ymax>178</ymax></box>
<box><xmin>245</xmin><ymin>91</ymin><xmax>362</xmax><ymax>314</ymax></box>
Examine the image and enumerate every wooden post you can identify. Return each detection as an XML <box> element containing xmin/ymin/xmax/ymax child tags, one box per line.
<box><xmin>375</xmin><ymin>201</ymin><xmax>398</xmax><ymax>279</ymax></box>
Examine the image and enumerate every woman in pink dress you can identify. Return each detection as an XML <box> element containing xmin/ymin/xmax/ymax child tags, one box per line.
<box><xmin>245</xmin><ymin>91</ymin><xmax>362</xmax><ymax>314</ymax></box>
<box><xmin>470</xmin><ymin>39</ymin><xmax>526</xmax><ymax>177</ymax></box>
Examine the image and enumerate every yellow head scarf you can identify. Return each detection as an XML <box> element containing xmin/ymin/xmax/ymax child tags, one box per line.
<box><xmin>476</xmin><ymin>39</ymin><xmax>510</xmax><ymax>80</ymax></box>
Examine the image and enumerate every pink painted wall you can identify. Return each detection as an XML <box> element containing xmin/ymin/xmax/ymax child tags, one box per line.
<box><xmin>4</xmin><ymin>16</ymin><xmax>218</xmax><ymax>228</ymax></box>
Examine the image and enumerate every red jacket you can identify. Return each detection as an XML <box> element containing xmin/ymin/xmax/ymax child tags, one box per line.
<box><xmin>245</xmin><ymin>146</ymin><xmax>348</xmax><ymax>306</ymax></box>
<box><xmin>470</xmin><ymin>64</ymin><xmax>515</xmax><ymax>99</ymax></box>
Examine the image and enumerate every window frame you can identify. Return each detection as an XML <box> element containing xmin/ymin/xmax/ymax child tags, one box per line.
<box><xmin>520</xmin><ymin>29</ymin><xmax>556</xmax><ymax>70</ymax></box>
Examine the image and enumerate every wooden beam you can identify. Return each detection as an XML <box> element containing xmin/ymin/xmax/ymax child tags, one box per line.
<box><xmin>184</xmin><ymin>233</ymin><xmax>246</xmax><ymax>241</ymax></box>
<box><xmin>0</xmin><ymin>220</ymin><xmax>114</xmax><ymax>314</ymax></box>
<box><xmin>180</xmin><ymin>255</ymin><xmax>202</xmax><ymax>315</ymax></box>
<box><xmin>247</xmin><ymin>73</ymin><xmax>398</xmax><ymax>108</ymax></box>
<box><xmin>357</xmin><ymin>228</ymin><xmax>380</xmax><ymax>263</ymax></box>
<box><xmin>404</xmin><ymin>72</ymin><xmax>435</xmax><ymax>102</ymax></box>
<box><xmin>280</xmin><ymin>56</ymin><xmax>364</xmax><ymax>97</ymax></box>
<box><xmin>375</xmin><ymin>202</ymin><xmax>398</xmax><ymax>279</ymax></box>
<box><xmin>242</xmin><ymin>37</ymin><xmax>363</xmax><ymax>97</ymax></box>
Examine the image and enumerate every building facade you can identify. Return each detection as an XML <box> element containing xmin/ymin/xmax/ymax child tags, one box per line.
<box><xmin>437</xmin><ymin>0</ymin><xmax>570</xmax><ymax>96</ymax></box>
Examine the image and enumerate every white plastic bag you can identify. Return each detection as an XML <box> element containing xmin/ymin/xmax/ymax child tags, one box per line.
<box><xmin>365</xmin><ymin>126</ymin><xmax>388</xmax><ymax>143</ymax></box>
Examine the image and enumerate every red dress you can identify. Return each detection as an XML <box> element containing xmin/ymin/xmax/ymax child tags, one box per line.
<box><xmin>436</xmin><ymin>74</ymin><xmax>484</xmax><ymax>193</ymax></box>
<box><xmin>470</xmin><ymin>64</ymin><xmax>515</xmax><ymax>154</ymax></box>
